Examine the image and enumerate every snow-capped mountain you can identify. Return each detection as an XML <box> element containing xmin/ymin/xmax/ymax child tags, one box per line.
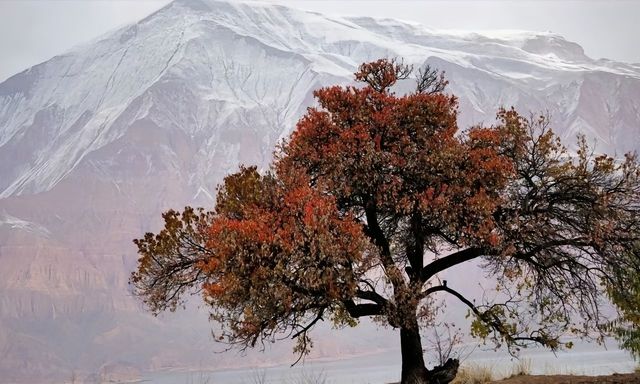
<box><xmin>1</xmin><ymin>0</ymin><xmax>640</xmax><ymax>381</ymax></box>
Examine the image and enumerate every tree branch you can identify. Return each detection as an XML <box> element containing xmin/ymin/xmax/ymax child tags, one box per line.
<box><xmin>515</xmin><ymin>237</ymin><xmax>590</xmax><ymax>261</ymax></box>
<box><xmin>291</xmin><ymin>308</ymin><xmax>325</xmax><ymax>340</ymax></box>
<box><xmin>424</xmin><ymin>285</ymin><xmax>559</xmax><ymax>350</ymax></box>
<box><xmin>343</xmin><ymin>300</ymin><xmax>383</xmax><ymax>318</ymax></box>
<box><xmin>407</xmin><ymin>211</ymin><xmax>425</xmax><ymax>282</ymax></box>
<box><xmin>363</xmin><ymin>197</ymin><xmax>406</xmax><ymax>292</ymax></box>
<box><xmin>363</xmin><ymin>198</ymin><xmax>392</xmax><ymax>258</ymax></box>
<box><xmin>421</xmin><ymin>247</ymin><xmax>485</xmax><ymax>283</ymax></box>
<box><xmin>423</xmin><ymin>285</ymin><xmax>476</xmax><ymax>311</ymax></box>
<box><xmin>356</xmin><ymin>289</ymin><xmax>388</xmax><ymax>306</ymax></box>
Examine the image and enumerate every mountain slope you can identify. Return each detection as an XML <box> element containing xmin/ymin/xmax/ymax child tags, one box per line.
<box><xmin>3</xmin><ymin>0</ymin><xmax>640</xmax><ymax>199</ymax></box>
<box><xmin>1</xmin><ymin>0</ymin><xmax>639</xmax><ymax>381</ymax></box>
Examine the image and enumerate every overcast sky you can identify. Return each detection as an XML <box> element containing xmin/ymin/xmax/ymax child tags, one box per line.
<box><xmin>1</xmin><ymin>0</ymin><xmax>639</xmax><ymax>82</ymax></box>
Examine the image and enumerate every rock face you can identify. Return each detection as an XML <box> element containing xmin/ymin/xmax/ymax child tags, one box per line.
<box><xmin>1</xmin><ymin>0</ymin><xmax>639</xmax><ymax>381</ymax></box>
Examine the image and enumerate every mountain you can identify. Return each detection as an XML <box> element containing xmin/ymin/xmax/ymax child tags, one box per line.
<box><xmin>1</xmin><ymin>0</ymin><xmax>640</xmax><ymax>382</ymax></box>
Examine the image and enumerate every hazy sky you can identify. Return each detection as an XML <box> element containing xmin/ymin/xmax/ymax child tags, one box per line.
<box><xmin>1</xmin><ymin>0</ymin><xmax>639</xmax><ymax>82</ymax></box>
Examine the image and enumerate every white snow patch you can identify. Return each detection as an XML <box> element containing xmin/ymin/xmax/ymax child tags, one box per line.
<box><xmin>0</xmin><ymin>212</ymin><xmax>50</xmax><ymax>237</ymax></box>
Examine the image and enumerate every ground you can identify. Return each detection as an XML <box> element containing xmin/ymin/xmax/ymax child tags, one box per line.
<box><xmin>494</xmin><ymin>373</ymin><xmax>640</xmax><ymax>384</ymax></box>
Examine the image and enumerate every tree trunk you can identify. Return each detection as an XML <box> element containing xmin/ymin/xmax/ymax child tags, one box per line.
<box><xmin>400</xmin><ymin>322</ymin><xmax>460</xmax><ymax>384</ymax></box>
<box><xmin>400</xmin><ymin>325</ymin><xmax>428</xmax><ymax>384</ymax></box>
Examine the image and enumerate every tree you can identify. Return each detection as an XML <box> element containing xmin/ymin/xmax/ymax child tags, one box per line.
<box><xmin>131</xmin><ymin>59</ymin><xmax>640</xmax><ymax>384</ymax></box>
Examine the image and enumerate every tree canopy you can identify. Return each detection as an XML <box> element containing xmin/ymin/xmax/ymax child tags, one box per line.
<box><xmin>131</xmin><ymin>59</ymin><xmax>640</xmax><ymax>384</ymax></box>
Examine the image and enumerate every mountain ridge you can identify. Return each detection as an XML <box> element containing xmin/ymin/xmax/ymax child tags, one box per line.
<box><xmin>2</xmin><ymin>0</ymin><xmax>639</xmax><ymax>198</ymax></box>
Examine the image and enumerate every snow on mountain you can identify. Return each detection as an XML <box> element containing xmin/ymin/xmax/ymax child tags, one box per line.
<box><xmin>1</xmin><ymin>0</ymin><xmax>640</xmax><ymax>381</ymax></box>
<box><xmin>2</xmin><ymin>0</ymin><xmax>640</xmax><ymax>198</ymax></box>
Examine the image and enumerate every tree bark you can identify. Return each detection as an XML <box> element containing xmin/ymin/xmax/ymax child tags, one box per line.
<box><xmin>400</xmin><ymin>320</ymin><xmax>460</xmax><ymax>384</ymax></box>
<box><xmin>400</xmin><ymin>325</ymin><xmax>428</xmax><ymax>384</ymax></box>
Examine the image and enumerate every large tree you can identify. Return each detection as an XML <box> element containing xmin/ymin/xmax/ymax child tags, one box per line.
<box><xmin>131</xmin><ymin>59</ymin><xmax>640</xmax><ymax>384</ymax></box>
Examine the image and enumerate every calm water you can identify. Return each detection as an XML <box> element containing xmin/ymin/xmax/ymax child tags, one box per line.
<box><xmin>144</xmin><ymin>341</ymin><xmax>637</xmax><ymax>384</ymax></box>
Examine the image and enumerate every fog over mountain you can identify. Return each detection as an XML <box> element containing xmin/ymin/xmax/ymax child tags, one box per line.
<box><xmin>1</xmin><ymin>0</ymin><xmax>640</xmax><ymax>382</ymax></box>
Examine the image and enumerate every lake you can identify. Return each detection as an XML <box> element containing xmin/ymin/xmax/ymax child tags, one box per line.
<box><xmin>145</xmin><ymin>340</ymin><xmax>637</xmax><ymax>384</ymax></box>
